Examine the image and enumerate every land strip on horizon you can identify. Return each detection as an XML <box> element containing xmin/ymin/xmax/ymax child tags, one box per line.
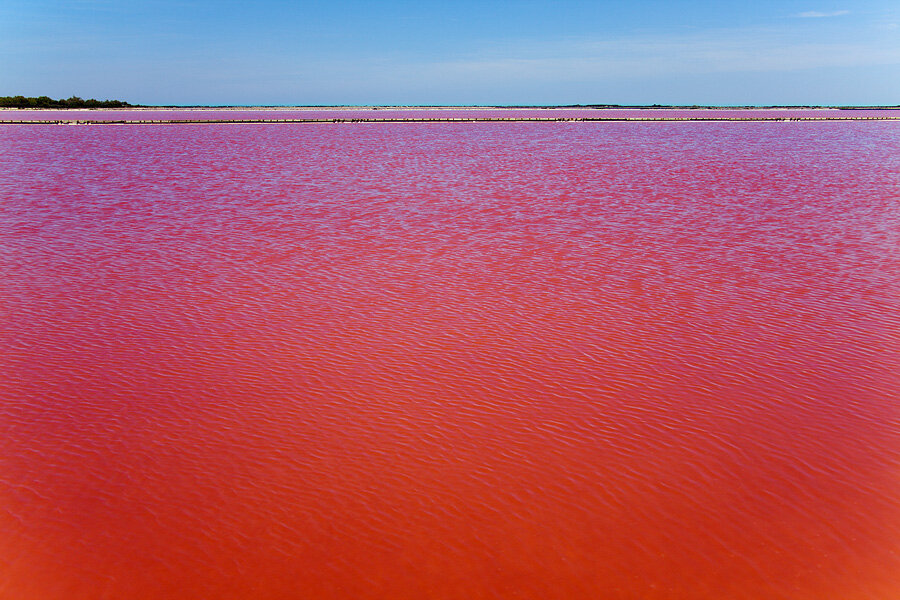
<box><xmin>3</xmin><ymin>115</ymin><xmax>900</xmax><ymax>125</ymax></box>
<box><xmin>3</xmin><ymin>103</ymin><xmax>898</xmax><ymax>124</ymax></box>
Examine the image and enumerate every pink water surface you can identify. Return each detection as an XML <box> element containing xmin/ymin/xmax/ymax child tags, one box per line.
<box><xmin>1</xmin><ymin>107</ymin><xmax>898</xmax><ymax>121</ymax></box>
<box><xmin>1</xmin><ymin>121</ymin><xmax>899</xmax><ymax>600</ymax></box>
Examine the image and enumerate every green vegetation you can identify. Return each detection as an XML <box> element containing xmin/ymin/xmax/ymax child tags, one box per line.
<box><xmin>0</xmin><ymin>95</ymin><xmax>133</xmax><ymax>108</ymax></box>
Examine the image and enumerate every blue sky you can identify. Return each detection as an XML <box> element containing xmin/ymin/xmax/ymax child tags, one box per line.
<box><xmin>1</xmin><ymin>0</ymin><xmax>898</xmax><ymax>105</ymax></box>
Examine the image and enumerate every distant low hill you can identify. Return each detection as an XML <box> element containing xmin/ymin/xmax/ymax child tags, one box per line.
<box><xmin>0</xmin><ymin>95</ymin><xmax>133</xmax><ymax>108</ymax></box>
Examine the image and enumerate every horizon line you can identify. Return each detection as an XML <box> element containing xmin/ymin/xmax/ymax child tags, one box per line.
<box><xmin>4</xmin><ymin>103</ymin><xmax>899</xmax><ymax>110</ymax></box>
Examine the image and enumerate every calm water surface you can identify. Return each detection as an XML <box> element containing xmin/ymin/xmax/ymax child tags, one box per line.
<box><xmin>2</xmin><ymin>121</ymin><xmax>899</xmax><ymax>599</ymax></box>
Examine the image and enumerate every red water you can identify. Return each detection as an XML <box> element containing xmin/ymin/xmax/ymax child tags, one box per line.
<box><xmin>1</xmin><ymin>107</ymin><xmax>898</xmax><ymax>121</ymax></box>
<box><xmin>2</xmin><ymin>121</ymin><xmax>899</xmax><ymax>600</ymax></box>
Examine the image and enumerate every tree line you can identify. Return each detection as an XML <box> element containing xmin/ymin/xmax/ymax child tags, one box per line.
<box><xmin>0</xmin><ymin>96</ymin><xmax>133</xmax><ymax>108</ymax></box>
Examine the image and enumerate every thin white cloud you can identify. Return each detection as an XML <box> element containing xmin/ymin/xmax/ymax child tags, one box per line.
<box><xmin>794</xmin><ymin>10</ymin><xmax>850</xmax><ymax>18</ymax></box>
<box><xmin>406</xmin><ymin>26</ymin><xmax>900</xmax><ymax>85</ymax></box>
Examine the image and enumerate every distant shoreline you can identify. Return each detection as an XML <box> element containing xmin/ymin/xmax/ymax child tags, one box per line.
<box><xmin>3</xmin><ymin>106</ymin><xmax>898</xmax><ymax>125</ymax></box>
<box><xmin>1</xmin><ymin>104</ymin><xmax>898</xmax><ymax>111</ymax></box>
